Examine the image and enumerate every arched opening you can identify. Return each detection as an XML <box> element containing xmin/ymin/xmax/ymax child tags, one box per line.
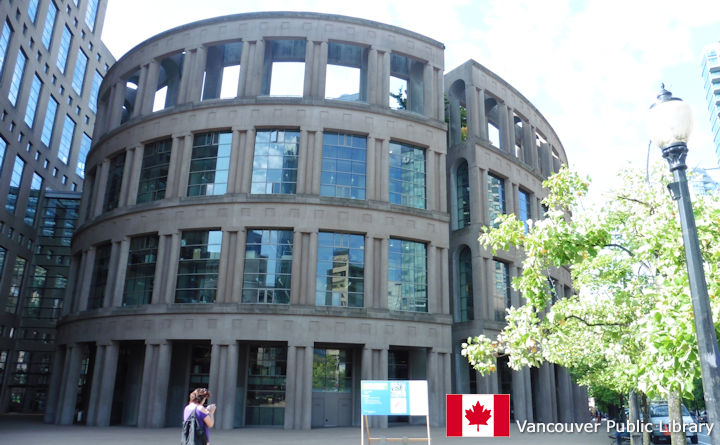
<box><xmin>484</xmin><ymin>96</ymin><xmax>500</xmax><ymax>148</ymax></box>
<box><xmin>447</xmin><ymin>80</ymin><xmax>467</xmax><ymax>146</ymax></box>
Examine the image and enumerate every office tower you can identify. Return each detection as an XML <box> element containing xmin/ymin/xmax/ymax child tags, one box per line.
<box><xmin>701</xmin><ymin>42</ymin><xmax>720</xmax><ymax>166</ymax></box>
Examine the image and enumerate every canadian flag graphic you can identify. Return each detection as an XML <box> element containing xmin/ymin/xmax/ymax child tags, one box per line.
<box><xmin>446</xmin><ymin>394</ymin><xmax>510</xmax><ymax>437</ymax></box>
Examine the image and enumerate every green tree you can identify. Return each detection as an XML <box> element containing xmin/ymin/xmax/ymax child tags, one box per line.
<box><xmin>463</xmin><ymin>165</ymin><xmax>720</xmax><ymax>444</ymax></box>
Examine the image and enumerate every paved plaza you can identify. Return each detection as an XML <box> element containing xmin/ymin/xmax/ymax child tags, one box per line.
<box><xmin>2</xmin><ymin>415</ymin><xmax>616</xmax><ymax>445</ymax></box>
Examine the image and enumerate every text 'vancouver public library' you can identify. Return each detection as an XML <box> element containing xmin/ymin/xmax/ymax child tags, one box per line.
<box><xmin>38</xmin><ymin>12</ymin><xmax>589</xmax><ymax>429</ymax></box>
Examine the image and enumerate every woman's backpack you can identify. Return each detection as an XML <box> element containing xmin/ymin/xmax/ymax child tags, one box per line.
<box><xmin>181</xmin><ymin>407</ymin><xmax>208</xmax><ymax>445</ymax></box>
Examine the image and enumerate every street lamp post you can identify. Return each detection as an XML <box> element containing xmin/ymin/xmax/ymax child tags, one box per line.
<box><xmin>648</xmin><ymin>85</ymin><xmax>720</xmax><ymax>445</ymax></box>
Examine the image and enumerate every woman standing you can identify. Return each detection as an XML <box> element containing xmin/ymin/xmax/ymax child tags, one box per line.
<box><xmin>183</xmin><ymin>388</ymin><xmax>216</xmax><ymax>445</ymax></box>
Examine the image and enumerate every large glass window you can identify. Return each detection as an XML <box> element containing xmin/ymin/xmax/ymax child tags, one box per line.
<box><xmin>0</xmin><ymin>248</ymin><xmax>5</xmax><ymax>278</ymax></box>
<box><xmin>246</xmin><ymin>346</ymin><xmax>286</xmax><ymax>426</ymax></box>
<box><xmin>41</xmin><ymin>96</ymin><xmax>58</xmax><ymax>147</ymax></box>
<box><xmin>76</xmin><ymin>133</ymin><xmax>91</xmax><ymax>178</ymax></box>
<box><xmin>57</xmin><ymin>115</ymin><xmax>75</xmax><ymax>164</ymax></box>
<box><xmin>103</xmin><ymin>152</ymin><xmax>125</xmax><ymax>211</ymax></box>
<box><xmin>88</xmin><ymin>70</ymin><xmax>102</xmax><ymax>113</ymax></box>
<box><xmin>5</xmin><ymin>257</ymin><xmax>27</xmax><ymax>313</ymax></box>
<box><xmin>313</xmin><ymin>348</ymin><xmax>352</xmax><ymax>392</ymax></box>
<box><xmin>41</xmin><ymin>2</ymin><xmax>58</xmax><ymax>49</ymax></box>
<box><xmin>0</xmin><ymin>21</ymin><xmax>11</xmax><ymax>75</ymax></box>
<box><xmin>316</xmin><ymin>232</ymin><xmax>364</xmax><ymax>307</ymax></box>
<box><xmin>488</xmin><ymin>173</ymin><xmax>505</xmax><ymax>227</ymax></box>
<box><xmin>87</xmin><ymin>243</ymin><xmax>111</xmax><ymax>309</ymax></box>
<box><xmin>28</xmin><ymin>0</ymin><xmax>40</xmax><ymax>23</ymax></box>
<box><xmin>24</xmin><ymin>74</ymin><xmax>42</xmax><ymax>128</ymax></box>
<box><xmin>175</xmin><ymin>230</ymin><xmax>222</xmax><ymax>304</ymax></box>
<box><xmin>456</xmin><ymin>161</ymin><xmax>470</xmax><ymax>229</ymax></box>
<box><xmin>123</xmin><ymin>234</ymin><xmax>158</xmax><ymax>306</ymax></box>
<box><xmin>0</xmin><ymin>137</ymin><xmax>5</xmax><ymax>170</ymax></box>
<box><xmin>137</xmin><ymin>138</ymin><xmax>171</xmax><ymax>203</ymax></box>
<box><xmin>389</xmin><ymin>141</ymin><xmax>425</xmax><ymax>209</ymax></box>
<box><xmin>518</xmin><ymin>189</ymin><xmax>532</xmax><ymax>233</ymax></box>
<box><xmin>56</xmin><ymin>26</ymin><xmax>72</xmax><ymax>73</ymax></box>
<box><xmin>242</xmin><ymin>229</ymin><xmax>293</xmax><ymax>304</ymax></box>
<box><xmin>187</xmin><ymin>132</ymin><xmax>230</xmax><ymax>197</ymax></box>
<box><xmin>85</xmin><ymin>0</ymin><xmax>99</xmax><ymax>31</ymax></box>
<box><xmin>251</xmin><ymin>130</ymin><xmax>299</xmax><ymax>194</ymax></box>
<box><xmin>320</xmin><ymin>132</ymin><xmax>366</xmax><ymax>199</ymax></box>
<box><xmin>24</xmin><ymin>173</ymin><xmax>43</xmax><ymax>226</ymax></box>
<box><xmin>8</xmin><ymin>50</ymin><xmax>27</xmax><ymax>106</ymax></box>
<box><xmin>493</xmin><ymin>260</ymin><xmax>510</xmax><ymax>321</ymax></box>
<box><xmin>388</xmin><ymin>239</ymin><xmax>427</xmax><ymax>312</ymax></box>
<box><xmin>71</xmin><ymin>49</ymin><xmax>88</xmax><ymax>95</ymax></box>
<box><xmin>458</xmin><ymin>247</ymin><xmax>474</xmax><ymax>322</ymax></box>
<box><xmin>6</xmin><ymin>156</ymin><xmax>25</xmax><ymax>214</ymax></box>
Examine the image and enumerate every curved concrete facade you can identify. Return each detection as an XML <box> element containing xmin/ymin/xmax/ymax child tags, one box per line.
<box><xmin>46</xmin><ymin>12</ymin><xmax>587</xmax><ymax>431</ymax></box>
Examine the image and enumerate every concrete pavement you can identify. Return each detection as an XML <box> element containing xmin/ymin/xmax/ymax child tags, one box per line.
<box><xmin>2</xmin><ymin>414</ymin><xmax>618</xmax><ymax>444</ymax></box>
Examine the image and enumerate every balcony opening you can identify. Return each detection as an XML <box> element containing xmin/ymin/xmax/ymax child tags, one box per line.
<box><xmin>326</xmin><ymin>42</ymin><xmax>367</xmax><ymax>101</ymax></box>
<box><xmin>120</xmin><ymin>69</ymin><xmax>139</xmax><ymax>124</ymax></box>
<box><xmin>262</xmin><ymin>39</ymin><xmax>306</xmax><ymax>97</ymax></box>
<box><xmin>389</xmin><ymin>53</ymin><xmax>424</xmax><ymax>113</ymax></box>
<box><xmin>447</xmin><ymin>79</ymin><xmax>467</xmax><ymax>146</ymax></box>
<box><xmin>152</xmin><ymin>52</ymin><xmax>184</xmax><ymax>112</ymax></box>
<box><xmin>202</xmin><ymin>41</ymin><xmax>242</xmax><ymax>100</ymax></box>
<box><xmin>484</xmin><ymin>95</ymin><xmax>500</xmax><ymax>148</ymax></box>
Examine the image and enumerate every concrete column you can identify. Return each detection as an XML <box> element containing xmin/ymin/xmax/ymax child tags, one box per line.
<box><xmin>230</xmin><ymin>229</ymin><xmax>247</xmax><ymax>303</ymax></box>
<box><xmin>103</xmin><ymin>241</ymin><xmax>121</xmax><ymax>308</ymax></box>
<box><xmin>108</xmin><ymin>82</ymin><xmax>125</xmax><ymax>129</ymax></box>
<box><xmin>44</xmin><ymin>347</ymin><xmax>66</xmax><ymax>423</ymax></box>
<box><xmin>361</xmin><ymin>347</ymin><xmax>372</xmax><ymax>380</ymax></box>
<box><xmin>209</xmin><ymin>343</ymin><xmax>222</xmax><ymax>407</ymax></box>
<box><xmin>311</xmin><ymin>131</ymin><xmax>323</xmax><ymax>195</ymax></box>
<box><xmin>138</xmin><ymin>341</ymin><xmax>171</xmax><ymax>427</ymax></box>
<box><xmin>301</xmin><ymin>344</ymin><xmax>313</xmax><ymax>429</ymax></box>
<box><xmin>379</xmin><ymin>139</ymin><xmax>389</xmax><ymax>203</ymax></box>
<box><xmin>305</xmin><ymin>231</ymin><xmax>318</xmax><ymax>305</ymax></box>
<box><xmin>240</xmin><ymin>128</ymin><xmax>256</xmax><ymax>193</ymax></box>
<box><xmin>163</xmin><ymin>232</ymin><xmax>181</xmax><ymax>304</ymax></box>
<box><xmin>125</xmin><ymin>144</ymin><xmax>145</xmax><ymax>206</ymax></box>
<box><xmin>176</xmin><ymin>134</ymin><xmax>194</xmax><ymax>198</ymax></box>
<box><xmin>378</xmin><ymin>238</ymin><xmax>389</xmax><ymax>310</ymax></box>
<box><xmin>132</xmin><ymin>64</ymin><xmax>148</xmax><ymax>118</ymax></box>
<box><xmin>440</xmin><ymin>247</ymin><xmax>450</xmax><ymax>315</ymax></box>
<box><xmin>150</xmin><ymin>234</ymin><xmax>168</xmax><ymax>304</ymax></box>
<box><xmin>215</xmin><ymin>232</ymin><xmax>231</xmax><ymax>303</ymax></box>
<box><xmin>366</xmin><ymin>136</ymin><xmax>376</xmax><ymax>200</ymax></box>
<box><xmin>139</xmin><ymin>60</ymin><xmax>160</xmax><ymax>115</ymax></box>
<box><xmin>87</xmin><ymin>342</ymin><xmax>119</xmax><ymax>426</ymax></box>
<box><xmin>556</xmin><ymin>366</ymin><xmax>574</xmax><ymax>422</ymax></box>
<box><xmin>63</xmin><ymin>255</ymin><xmax>81</xmax><ymax>316</ymax></box>
<box><xmin>296</xmin><ymin>130</ymin><xmax>309</xmax><ymax>195</ymax></box>
<box><xmin>528</xmin><ymin>125</ymin><xmax>539</xmax><ymax>170</ymax></box>
<box><xmin>426</xmin><ymin>150</ymin><xmax>435</xmax><ymax>211</ymax></box>
<box><xmin>422</xmin><ymin>62</ymin><xmax>433</xmax><ymax>119</ymax></box>
<box><xmin>380</xmin><ymin>51</ymin><xmax>390</xmax><ymax>108</ymax></box>
<box><xmin>480</xmin><ymin>169</ymin><xmax>489</xmax><ymax>226</ymax></box>
<box><xmin>468</xmin><ymin>164</ymin><xmax>482</xmax><ymax>225</ymax></box>
<box><xmin>237</xmin><ymin>41</ymin><xmax>251</xmax><ymax>97</ymax></box>
<box><xmin>189</xmin><ymin>46</ymin><xmax>208</xmax><ymax>103</ymax></box>
<box><xmin>366</xmin><ymin>48</ymin><xmax>378</xmax><ymax>105</ymax></box>
<box><xmin>511</xmin><ymin>368</ymin><xmax>528</xmax><ymax>422</ymax></box>
<box><xmin>476</xmin><ymin>88</ymin><xmax>488</xmax><ymax>141</ymax></box>
<box><xmin>227</xmin><ymin>129</ymin><xmax>242</xmax><ymax>194</ymax></box>
<box><xmin>376</xmin><ymin>348</ymin><xmax>389</xmax><ymax>428</ymax></box>
<box><xmin>112</xmin><ymin>238</ymin><xmax>131</xmax><ymax>306</ymax></box>
<box><xmin>164</xmin><ymin>135</ymin><xmax>183</xmax><ymax>199</ymax></box>
<box><xmin>92</xmin><ymin>159</ymin><xmax>110</xmax><ymax>217</ymax></box>
<box><xmin>292</xmin><ymin>346</ymin><xmax>306</xmax><ymax>428</ymax></box>
<box><xmin>497</xmin><ymin>103</ymin><xmax>509</xmax><ymax>152</ymax></box>
<box><xmin>222</xmin><ymin>342</ymin><xmax>239</xmax><ymax>429</ymax></box>
<box><xmin>535</xmin><ymin>363</ymin><xmax>555</xmax><ymax>422</ymax></box>
<box><xmin>437</xmin><ymin>150</ymin><xmax>447</xmax><ymax>212</ymax></box>
<box><xmin>363</xmin><ymin>234</ymin><xmax>374</xmax><ymax>308</ymax></box>
<box><xmin>58</xmin><ymin>345</ymin><xmax>83</xmax><ymax>424</ymax></box>
<box><xmin>427</xmin><ymin>243</ymin><xmax>438</xmax><ymax>313</ymax></box>
<box><xmin>248</xmin><ymin>40</ymin><xmax>266</xmax><ymax>96</ymax></box>
<box><xmin>304</xmin><ymin>40</ymin><xmax>327</xmax><ymax>98</ymax></box>
<box><xmin>509</xmin><ymin>182</ymin><xmax>518</xmax><ymax>218</ymax></box>
<box><xmin>471</xmin><ymin>248</ymin><xmax>485</xmax><ymax>321</ymax></box>
<box><xmin>290</xmin><ymin>230</ymin><xmax>303</xmax><ymax>305</ymax></box>
<box><xmin>77</xmin><ymin>247</ymin><xmax>96</xmax><ymax>311</ymax></box>
<box><xmin>484</xmin><ymin>258</ymin><xmax>495</xmax><ymax>321</ymax></box>
<box><xmin>427</xmin><ymin>350</ymin><xmax>439</xmax><ymax>423</ymax></box>
<box><xmin>284</xmin><ymin>345</ymin><xmax>297</xmax><ymax>429</ymax></box>
<box><xmin>465</xmin><ymin>86</ymin><xmax>480</xmax><ymax>139</ymax></box>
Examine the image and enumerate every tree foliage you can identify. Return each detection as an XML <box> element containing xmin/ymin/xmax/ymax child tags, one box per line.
<box><xmin>463</xmin><ymin>165</ymin><xmax>720</xmax><ymax>402</ymax></box>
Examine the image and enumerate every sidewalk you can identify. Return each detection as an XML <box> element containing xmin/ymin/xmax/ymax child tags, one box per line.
<box><xmin>1</xmin><ymin>414</ymin><xmax>613</xmax><ymax>444</ymax></box>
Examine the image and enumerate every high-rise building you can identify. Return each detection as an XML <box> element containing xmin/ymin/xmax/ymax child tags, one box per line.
<box><xmin>700</xmin><ymin>42</ymin><xmax>720</xmax><ymax>166</ymax></box>
<box><xmin>42</xmin><ymin>12</ymin><xmax>588</xmax><ymax>429</ymax></box>
<box><xmin>0</xmin><ymin>0</ymin><xmax>114</xmax><ymax>413</ymax></box>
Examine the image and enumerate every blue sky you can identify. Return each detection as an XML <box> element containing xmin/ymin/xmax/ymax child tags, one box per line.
<box><xmin>101</xmin><ymin>0</ymin><xmax>720</xmax><ymax>197</ymax></box>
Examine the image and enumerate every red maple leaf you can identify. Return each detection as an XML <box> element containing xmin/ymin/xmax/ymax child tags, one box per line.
<box><xmin>465</xmin><ymin>402</ymin><xmax>492</xmax><ymax>431</ymax></box>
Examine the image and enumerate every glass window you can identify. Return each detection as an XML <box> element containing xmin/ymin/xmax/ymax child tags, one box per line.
<box><xmin>103</xmin><ymin>152</ymin><xmax>125</xmax><ymax>211</ymax></box>
<box><xmin>488</xmin><ymin>173</ymin><xmax>505</xmax><ymax>227</ymax></box>
<box><xmin>75</xmin><ymin>133</ymin><xmax>91</xmax><ymax>177</ymax></box>
<box><xmin>138</xmin><ymin>138</ymin><xmax>171</xmax><ymax>203</ymax></box>
<box><xmin>458</xmin><ymin>247</ymin><xmax>474</xmax><ymax>322</ymax></box>
<box><xmin>187</xmin><ymin>132</ymin><xmax>231</xmax><ymax>196</ymax></box>
<box><xmin>24</xmin><ymin>74</ymin><xmax>42</xmax><ymax>128</ymax></box>
<box><xmin>5</xmin><ymin>257</ymin><xmax>27</xmax><ymax>313</ymax></box>
<box><xmin>57</xmin><ymin>115</ymin><xmax>75</xmax><ymax>164</ymax></box>
<box><xmin>251</xmin><ymin>130</ymin><xmax>299</xmax><ymax>194</ymax></box>
<box><xmin>24</xmin><ymin>173</ymin><xmax>43</xmax><ymax>226</ymax></box>
<box><xmin>313</xmin><ymin>348</ymin><xmax>352</xmax><ymax>392</ymax></box>
<box><xmin>388</xmin><ymin>239</ymin><xmax>427</xmax><ymax>312</ymax></box>
<box><xmin>71</xmin><ymin>49</ymin><xmax>88</xmax><ymax>95</ymax></box>
<box><xmin>320</xmin><ymin>132</ymin><xmax>366</xmax><ymax>199</ymax></box>
<box><xmin>123</xmin><ymin>234</ymin><xmax>158</xmax><ymax>306</ymax></box>
<box><xmin>41</xmin><ymin>2</ymin><xmax>58</xmax><ymax>50</ymax></box>
<box><xmin>87</xmin><ymin>243</ymin><xmax>111</xmax><ymax>309</ymax></box>
<box><xmin>316</xmin><ymin>232</ymin><xmax>364</xmax><ymax>307</ymax></box>
<box><xmin>493</xmin><ymin>260</ymin><xmax>510</xmax><ymax>321</ymax></box>
<box><xmin>0</xmin><ymin>247</ymin><xmax>5</xmax><ymax>278</ymax></box>
<box><xmin>28</xmin><ymin>0</ymin><xmax>40</xmax><ymax>23</ymax></box>
<box><xmin>518</xmin><ymin>189</ymin><xmax>532</xmax><ymax>233</ymax></box>
<box><xmin>0</xmin><ymin>21</ymin><xmax>11</xmax><ymax>75</ymax></box>
<box><xmin>242</xmin><ymin>229</ymin><xmax>293</xmax><ymax>304</ymax></box>
<box><xmin>6</xmin><ymin>156</ymin><xmax>25</xmax><ymax>213</ymax></box>
<box><xmin>389</xmin><ymin>141</ymin><xmax>425</xmax><ymax>209</ymax></box>
<box><xmin>56</xmin><ymin>26</ymin><xmax>72</xmax><ymax>73</ymax></box>
<box><xmin>175</xmin><ymin>230</ymin><xmax>222</xmax><ymax>304</ymax></box>
<box><xmin>456</xmin><ymin>161</ymin><xmax>470</xmax><ymax>229</ymax></box>
<box><xmin>84</xmin><ymin>0</ymin><xmax>98</xmax><ymax>31</ymax></box>
<box><xmin>246</xmin><ymin>346</ymin><xmax>286</xmax><ymax>426</ymax></box>
<box><xmin>0</xmin><ymin>137</ymin><xmax>5</xmax><ymax>171</ymax></box>
<box><xmin>41</xmin><ymin>96</ymin><xmax>58</xmax><ymax>147</ymax></box>
<box><xmin>88</xmin><ymin>70</ymin><xmax>102</xmax><ymax>113</ymax></box>
<box><xmin>8</xmin><ymin>50</ymin><xmax>27</xmax><ymax>106</ymax></box>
